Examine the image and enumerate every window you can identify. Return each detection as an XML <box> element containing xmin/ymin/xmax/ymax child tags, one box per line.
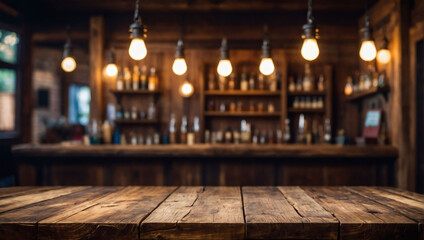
<box><xmin>68</xmin><ymin>84</ymin><xmax>90</xmax><ymax>126</ymax></box>
<box><xmin>0</xmin><ymin>28</ymin><xmax>20</xmax><ymax>135</ymax></box>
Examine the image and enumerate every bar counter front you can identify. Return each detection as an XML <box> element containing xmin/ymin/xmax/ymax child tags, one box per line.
<box><xmin>13</xmin><ymin>144</ymin><xmax>398</xmax><ymax>186</ymax></box>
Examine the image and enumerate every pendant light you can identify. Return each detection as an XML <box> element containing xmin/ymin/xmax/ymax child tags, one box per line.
<box><xmin>359</xmin><ymin>12</ymin><xmax>376</xmax><ymax>61</ymax></box>
<box><xmin>179</xmin><ymin>79</ymin><xmax>194</xmax><ymax>98</ymax></box>
<box><xmin>128</xmin><ymin>0</ymin><xmax>147</xmax><ymax>60</ymax></box>
<box><xmin>105</xmin><ymin>47</ymin><xmax>118</xmax><ymax>77</ymax></box>
<box><xmin>217</xmin><ymin>38</ymin><xmax>232</xmax><ymax>77</ymax></box>
<box><xmin>172</xmin><ymin>39</ymin><xmax>187</xmax><ymax>75</ymax></box>
<box><xmin>61</xmin><ymin>26</ymin><xmax>77</xmax><ymax>72</ymax></box>
<box><xmin>301</xmin><ymin>0</ymin><xmax>320</xmax><ymax>61</ymax></box>
<box><xmin>259</xmin><ymin>25</ymin><xmax>275</xmax><ymax>76</ymax></box>
<box><xmin>377</xmin><ymin>27</ymin><xmax>391</xmax><ymax>64</ymax></box>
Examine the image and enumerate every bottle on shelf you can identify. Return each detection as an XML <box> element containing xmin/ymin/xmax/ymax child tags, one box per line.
<box><xmin>259</xmin><ymin>130</ymin><xmax>266</xmax><ymax>144</ymax></box>
<box><xmin>236</xmin><ymin>101</ymin><xmax>243</xmax><ymax>112</ymax></box>
<box><xmin>257</xmin><ymin>102</ymin><xmax>264</xmax><ymax>112</ymax></box>
<box><xmin>187</xmin><ymin>124</ymin><xmax>195</xmax><ymax>145</ymax></box>
<box><xmin>288</xmin><ymin>76</ymin><xmax>296</xmax><ymax>92</ymax></box>
<box><xmin>169</xmin><ymin>113</ymin><xmax>176</xmax><ymax>144</ymax></box>
<box><xmin>249</xmin><ymin>73</ymin><xmax>255</xmax><ymax>90</ymax></box>
<box><xmin>252</xmin><ymin>129</ymin><xmax>259</xmax><ymax>144</ymax></box>
<box><xmin>303</xmin><ymin>63</ymin><xmax>314</xmax><ymax>92</ymax></box>
<box><xmin>228</xmin><ymin>74</ymin><xmax>235</xmax><ymax>90</ymax></box>
<box><xmin>283</xmin><ymin>118</ymin><xmax>291</xmax><ymax>143</ymax></box>
<box><xmin>102</xmin><ymin>120</ymin><xmax>112</xmax><ymax>144</ymax></box>
<box><xmin>240</xmin><ymin>71</ymin><xmax>248</xmax><ymax>91</ymax></box>
<box><xmin>267</xmin><ymin>102</ymin><xmax>275</xmax><ymax>113</ymax></box>
<box><xmin>219</xmin><ymin>102</ymin><xmax>226</xmax><ymax>112</ymax></box>
<box><xmin>258</xmin><ymin>74</ymin><xmax>265</xmax><ymax>90</ymax></box>
<box><xmin>268</xmin><ymin>72</ymin><xmax>277</xmax><ymax>91</ymax></box>
<box><xmin>216</xmin><ymin>130</ymin><xmax>224</xmax><ymax>143</ymax></box>
<box><xmin>146</xmin><ymin>135</ymin><xmax>152</xmax><ymax>145</ymax></box>
<box><xmin>312</xmin><ymin>119</ymin><xmax>319</xmax><ymax>143</ymax></box>
<box><xmin>131</xmin><ymin>106</ymin><xmax>138</xmax><ymax>120</ymax></box>
<box><xmin>116</xmin><ymin>104</ymin><xmax>123</xmax><ymax>119</ymax></box>
<box><xmin>299</xmin><ymin>97</ymin><xmax>306</xmax><ymax>109</ymax></box>
<box><xmin>124</xmin><ymin>67</ymin><xmax>131</xmax><ymax>90</ymax></box>
<box><xmin>317</xmin><ymin>74</ymin><xmax>325</xmax><ymax>91</ymax></box>
<box><xmin>132</xmin><ymin>65</ymin><xmax>140</xmax><ymax>90</ymax></box>
<box><xmin>249</xmin><ymin>101</ymin><xmax>255</xmax><ymax>112</ymax></box>
<box><xmin>208</xmin><ymin>73</ymin><xmax>216</xmax><ymax>90</ymax></box>
<box><xmin>276</xmin><ymin>129</ymin><xmax>283</xmax><ymax>144</ymax></box>
<box><xmin>193</xmin><ymin>116</ymin><xmax>200</xmax><ymax>143</ymax></box>
<box><xmin>153</xmin><ymin>133</ymin><xmax>160</xmax><ymax>144</ymax></box>
<box><xmin>312</xmin><ymin>97</ymin><xmax>318</xmax><ymax>109</ymax></box>
<box><xmin>224</xmin><ymin>127</ymin><xmax>232</xmax><ymax>143</ymax></box>
<box><xmin>138</xmin><ymin>133</ymin><xmax>144</xmax><ymax>145</ymax></box>
<box><xmin>210</xmin><ymin>131</ymin><xmax>217</xmax><ymax>144</ymax></box>
<box><xmin>162</xmin><ymin>131</ymin><xmax>169</xmax><ymax>144</ymax></box>
<box><xmin>240</xmin><ymin>120</ymin><xmax>251</xmax><ymax>143</ymax></box>
<box><xmin>218</xmin><ymin>75</ymin><xmax>226</xmax><ymax>91</ymax></box>
<box><xmin>297</xmin><ymin>114</ymin><xmax>305</xmax><ymax>143</ymax></box>
<box><xmin>147</xmin><ymin>102</ymin><xmax>156</xmax><ymax>120</ymax></box>
<box><xmin>305</xmin><ymin>97</ymin><xmax>312</xmax><ymax>109</ymax></box>
<box><xmin>113</xmin><ymin>127</ymin><xmax>121</xmax><ymax>144</ymax></box>
<box><xmin>124</xmin><ymin>108</ymin><xmax>130</xmax><ymax>119</ymax></box>
<box><xmin>204</xmin><ymin>129</ymin><xmax>211</xmax><ymax>143</ymax></box>
<box><xmin>130</xmin><ymin>132</ymin><xmax>137</xmax><ymax>145</ymax></box>
<box><xmin>229</xmin><ymin>102</ymin><xmax>236</xmax><ymax>112</ymax></box>
<box><xmin>116</xmin><ymin>68</ymin><xmax>124</xmax><ymax>90</ymax></box>
<box><xmin>120</xmin><ymin>133</ymin><xmax>127</xmax><ymax>145</ymax></box>
<box><xmin>293</xmin><ymin>97</ymin><xmax>300</xmax><ymax>109</ymax></box>
<box><xmin>364</xmin><ymin>73</ymin><xmax>372</xmax><ymax>90</ymax></box>
<box><xmin>378</xmin><ymin>70</ymin><xmax>386</xmax><ymax>87</ymax></box>
<box><xmin>148</xmin><ymin>67</ymin><xmax>158</xmax><ymax>91</ymax></box>
<box><xmin>344</xmin><ymin>76</ymin><xmax>353</xmax><ymax>96</ymax></box>
<box><xmin>317</xmin><ymin>97</ymin><xmax>324</xmax><ymax>109</ymax></box>
<box><xmin>324</xmin><ymin>118</ymin><xmax>332</xmax><ymax>143</ymax></box>
<box><xmin>180</xmin><ymin>116</ymin><xmax>188</xmax><ymax>144</ymax></box>
<box><xmin>296</xmin><ymin>75</ymin><xmax>303</xmax><ymax>91</ymax></box>
<box><xmin>233</xmin><ymin>129</ymin><xmax>240</xmax><ymax>144</ymax></box>
<box><xmin>268</xmin><ymin>130</ymin><xmax>274</xmax><ymax>144</ymax></box>
<box><xmin>140</xmin><ymin>66</ymin><xmax>148</xmax><ymax>90</ymax></box>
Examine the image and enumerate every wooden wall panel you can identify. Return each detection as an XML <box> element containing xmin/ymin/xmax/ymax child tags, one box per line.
<box><xmin>112</xmin><ymin>163</ymin><xmax>164</xmax><ymax>186</ymax></box>
<box><xmin>50</xmin><ymin>165</ymin><xmax>105</xmax><ymax>186</ymax></box>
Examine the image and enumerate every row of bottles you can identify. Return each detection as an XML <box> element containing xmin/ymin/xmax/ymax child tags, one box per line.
<box><xmin>208</xmin><ymin>70</ymin><xmax>279</xmax><ymax>91</ymax></box>
<box><xmin>295</xmin><ymin>114</ymin><xmax>332</xmax><ymax>144</ymax></box>
<box><xmin>116</xmin><ymin>103</ymin><xmax>156</xmax><ymax>120</ymax></box>
<box><xmin>207</xmin><ymin>100</ymin><xmax>276</xmax><ymax>113</ymax></box>
<box><xmin>288</xmin><ymin>63</ymin><xmax>325</xmax><ymax>92</ymax></box>
<box><xmin>292</xmin><ymin>97</ymin><xmax>324</xmax><ymax>109</ymax></box>
<box><xmin>116</xmin><ymin>65</ymin><xmax>159</xmax><ymax>91</ymax></box>
<box><xmin>344</xmin><ymin>68</ymin><xmax>386</xmax><ymax>96</ymax></box>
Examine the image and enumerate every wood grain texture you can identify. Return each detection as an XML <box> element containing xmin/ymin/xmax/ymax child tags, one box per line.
<box><xmin>0</xmin><ymin>187</ymin><xmax>59</xmax><ymax>199</ymax></box>
<box><xmin>303</xmin><ymin>187</ymin><xmax>418</xmax><ymax>240</ymax></box>
<box><xmin>243</xmin><ymin>186</ymin><xmax>337</xmax><ymax>239</ymax></box>
<box><xmin>12</xmin><ymin>144</ymin><xmax>399</xmax><ymax>159</ymax></box>
<box><xmin>39</xmin><ymin>186</ymin><xmax>176</xmax><ymax>240</ymax></box>
<box><xmin>140</xmin><ymin>186</ymin><xmax>244</xmax><ymax>240</ymax></box>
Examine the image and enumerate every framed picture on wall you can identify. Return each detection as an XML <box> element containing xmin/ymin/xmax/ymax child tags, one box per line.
<box><xmin>363</xmin><ymin>109</ymin><xmax>382</xmax><ymax>138</ymax></box>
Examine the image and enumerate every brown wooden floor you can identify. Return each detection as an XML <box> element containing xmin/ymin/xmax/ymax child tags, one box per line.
<box><xmin>0</xmin><ymin>186</ymin><xmax>422</xmax><ymax>239</ymax></box>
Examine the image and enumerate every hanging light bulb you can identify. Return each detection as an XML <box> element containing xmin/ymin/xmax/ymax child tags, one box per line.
<box><xmin>105</xmin><ymin>48</ymin><xmax>118</xmax><ymax>77</ymax></box>
<box><xmin>377</xmin><ymin>29</ymin><xmax>391</xmax><ymax>64</ymax></box>
<box><xmin>217</xmin><ymin>38</ymin><xmax>232</xmax><ymax>77</ymax></box>
<box><xmin>61</xmin><ymin>26</ymin><xmax>77</xmax><ymax>72</ymax></box>
<box><xmin>259</xmin><ymin>25</ymin><xmax>275</xmax><ymax>76</ymax></box>
<box><xmin>172</xmin><ymin>39</ymin><xmax>187</xmax><ymax>75</ymax></box>
<box><xmin>359</xmin><ymin>15</ymin><xmax>376</xmax><ymax>61</ymax></box>
<box><xmin>301</xmin><ymin>0</ymin><xmax>320</xmax><ymax>61</ymax></box>
<box><xmin>128</xmin><ymin>0</ymin><xmax>147</xmax><ymax>60</ymax></box>
<box><xmin>179</xmin><ymin>80</ymin><xmax>194</xmax><ymax>98</ymax></box>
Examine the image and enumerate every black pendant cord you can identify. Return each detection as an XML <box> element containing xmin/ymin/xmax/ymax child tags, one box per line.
<box><xmin>307</xmin><ymin>0</ymin><xmax>314</xmax><ymax>24</ymax></box>
<box><xmin>134</xmin><ymin>0</ymin><xmax>140</xmax><ymax>22</ymax></box>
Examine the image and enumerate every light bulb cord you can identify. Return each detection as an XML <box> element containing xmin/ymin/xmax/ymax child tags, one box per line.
<box><xmin>307</xmin><ymin>0</ymin><xmax>314</xmax><ymax>24</ymax></box>
<box><xmin>134</xmin><ymin>0</ymin><xmax>140</xmax><ymax>22</ymax></box>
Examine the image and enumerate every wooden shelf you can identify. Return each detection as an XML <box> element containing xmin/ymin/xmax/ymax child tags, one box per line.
<box><xmin>288</xmin><ymin>108</ymin><xmax>325</xmax><ymax>113</ymax></box>
<box><xmin>204</xmin><ymin>111</ymin><xmax>281</xmax><ymax>117</ymax></box>
<box><xmin>205</xmin><ymin>90</ymin><xmax>280</xmax><ymax>96</ymax></box>
<box><xmin>114</xmin><ymin>119</ymin><xmax>159</xmax><ymax>124</ymax></box>
<box><xmin>345</xmin><ymin>86</ymin><xmax>390</xmax><ymax>102</ymax></box>
<box><xmin>111</xmin><ymin>90</ymin><xmax>160</xmax><ymax>95</ymax></box>
<box><xmin>288</xmin><ymin>91</ymin><xmax>326</xmax><ymax>96</ymax></box>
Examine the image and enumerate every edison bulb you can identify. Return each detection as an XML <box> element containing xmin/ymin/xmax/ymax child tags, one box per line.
<box><xmin>179</xmin><ymin>81</ymin><xmax>194</xmax><ymax>98</ymax></box>
<box><xmin>301</xmin><ymin>38</ymin><xmax>320</xmax><ymax>61</ymax></box>
<box><xmin>359</xmin><ymin>40</ymin><xmax>377</xmax><ymax>61</ymax></box>
<box><xmin>129</xmin><ymin>38</ymin><xmax>147</xmax><ymax>60</ymax></box>
<box><xmin>172</xmin><ymin>58</ymin><xmax>187</xmax><ymax>75</ymax></box>
<box><xmin>259</xmin><ymin>58</ymin><xmax>275</xmax><ymax>76</ymax></box>
<box><xmin>377</xmin><ymin>49</ymin><xmax>391</xmax><ymax>64</ymax></box>
<box><xmin>105</xmin><ymin>63</ymin><xmax>118</xmax><ymax>77</ymax></box>
<box><xmin>61</xmin><ymin>57</ymin><xmax>77</xmax><ymax>72</ymax></box>
<box><xmin>217</xmin><ymin>59</ymin><xmax>232</xmax><ymax>77</ymax></box>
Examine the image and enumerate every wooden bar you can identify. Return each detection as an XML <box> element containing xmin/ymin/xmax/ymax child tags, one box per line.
<box><xmin>0</xmin><ymin>186</ymin><xmax>422</xmax><ymax>239</ymax></box>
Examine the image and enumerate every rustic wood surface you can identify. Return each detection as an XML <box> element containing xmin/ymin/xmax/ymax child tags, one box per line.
<box><xmin>12</xmin><ymin>144</ymin><xmax>399</xmax><ymax>159</ymax></box>
<box><xmin>0</xmin><ymin>186</ymin><xmax>423</xmax><ymax>240</ymax></box>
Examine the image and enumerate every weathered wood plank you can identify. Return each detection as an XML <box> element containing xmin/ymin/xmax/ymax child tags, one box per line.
<box><xmin>0</xmin><ymin>187</ymin><xmax>59</xmax><ymax>199</ymax></box>
<box><xmin>0</xmin><ymin>187</ymin><xmax>120</xmax><ymax>240</ymax></box>
<box><xmin>303</xmin><ymin>187</ymin><xmax>418</xmax><ymax>240</ymax></box>
<box><xmin>40</xmin><ymin>186</ymin><xmax>176</xmax><ymax>240</ymax></box>
<box><xmin>140</xmin><ymin>186</ymin><xmax>244</xmax><ymax>240</ymax></box>
<box><xmin>243</xmin><ymin>186</ymin><xmax>337</xmax><ymax>239</ymax></box>
<box><xmin>0</xmin><ymin>186</ymin><xmax>89</xmax><ymax>213</ymax></box>
<box><xmin>350</xmin><ymin>187</ymin><xmax>424</xmax><ymax>240</ymax></box>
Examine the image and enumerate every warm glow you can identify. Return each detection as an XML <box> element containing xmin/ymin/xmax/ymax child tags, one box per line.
<box><xmin>179</xmin><ymin>81</ymin><xmax>194</xmax><ymax>98</ymax></box>
<box><xmin>359</xmin><ymin>40</ymin><xmax>377</xmax><ymax>61</ymax></box>
<box><xmin>344</xmin><ymin>83</ymin><xmax>353</xmax><ymax>96</ymax></box>
<box><xmin>301</xmin><ymin>38</ymin><xmax>319</xmax><ymax>61</ymax></box>
<box><xmin>259</xmin><ymin>58</ymin><xmax>275</xmax><ymax>75</ymax></box>
<box><xmin>377</xmin><ymin>49</ymin><xmax>391</xmax><ymax>64</ymax></box>
<box><xmin>61</xmin><ymin>57</ymin><xmax>77</xmax><ymax>72</ymax></box>
<box><xmin>129</xmin><ymin>38</ymin><xmax>147</xmax><ymax>60</ymax></box>
<box><xmin>217</xmin><ymin>59</ymin><xmax>232</xmax><ymax>77</ymax></box>
<box><xmin>105</xmin><ymin>63</ymin><xmax>118</xmax><ymax>77</ymax></box>
<box><xmin>172</xmin><ymin>58</ymin><xmax>187</xmax><ymax>75</ymax></box>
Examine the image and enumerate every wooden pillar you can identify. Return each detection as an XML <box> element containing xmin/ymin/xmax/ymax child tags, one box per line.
<box><xmin>89</xmin><ymin>16</ymin><xmax>104</xmax><ymax>122</ymax></box>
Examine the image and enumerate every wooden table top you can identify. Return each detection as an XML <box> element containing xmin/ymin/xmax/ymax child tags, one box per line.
<box><xmin>0</xmin><ymin>186</ymin><xmax>422</xmax><ymax>240</ymax></box>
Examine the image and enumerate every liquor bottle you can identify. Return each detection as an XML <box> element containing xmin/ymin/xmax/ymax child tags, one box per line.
<box><xmin>240</xmin><ymin>120</ymin><xmax>251</xmax><ymax>143</ymax></box>
<box><xmin>252</xmin><ymin>129</ymin><xmax>259</xmax><ymax>144</ymax></box>
<box><xmin>299</xmin><ymin>97</ymin><xmax>306</xmax><ymax>109</ymax></box>
<box><xmin>233</xmin><ymin>130</ymin><xmax>240</xmax><ymax>144</ymax></box>
<box><xmin>297</xmin><ymin>114</ymin><xmax>305</xmax><ymax>143</ymax></box>
<box><xmin>132</xmin><ymin>65</ymin><xmax>140</xmax><ymax>90</ymax></box>
<box><xmin>102</xmin><ymin>120</ymin><xmax>112</xmax><ymax>144</ymax></box>
<box><xmin>124</xmin><ymin>67</ymin><xmax>131</xmax><ymax>90</ymax></box>
<box><xmin>324</xmin><ymin>118</ymin><xmax>332</xmax><ymax>143</ymax></box>
<box><xmin>147</xmin><ymin>102</ymin><xmax>156</xmax><ymax>120</ymax></box>
<box><xmin>249</xmin><ymin>73</ymin><xmax>255</xmax><ymax>90</ymax></box>
<box><xmin>276</xmin><ymin>129</ymin><xmax>283</xmax><ymax>144</ymax></box>
<box><xmin>140</xmin><ymin>66</ymin><xmax>148</xmax><ymax>90</ymax></box>
<box><xmin>169</xmin><ymin>114</ymin><xmax>176</xmax><ymax>144</ymax></box>
<box><xmin>180</xmin><ymin>116</ymin><xmax>188</xmax><ymax>144</ymax></box>
<box><xmin>303</xmin><ymin>63</ymin><xmax>314</xmax><ymax>92</ymax></box>
<box><xmin>228</xmin><ymin>74</ymin><xmax>235</xmax><ymax>90</ymax></box>
<box><xmin>344</xmin><ymin>76</ymin><xmax>353</xmax><ymax>96</ymax></box>
<box><xmin>259</xmin><ymin>130</ymin><xmax>266</xmax><ymax>144</ymax></box>
<box><xmin>267</xmin><ymin>102</ymin><xmax>275</xmax><ymax>113</ymax></box>
<box><xmin>312</xmin><ymin>97</ymin><xmax>318</xmax><ymax>109</ymax></box>
<box><xmin>305</xmin><ymin>97</ymin><xmax>312</xmax><ymax>109</ymax></box>
<box><xmin>145</xmin><ymin>135</ymin><xmax>152</xmax><ymax>145</ymax></box>
<box><xmin>162</xmin><ymin>131</ymin><xmax>169</xmax><ymax>144</ymax></box>
<box><xmin>187</xmin><ymin>125</ymin><xmax>195</xmax><ymax>145</ymax></box>
<box><xmin>218</xmin><ymin>75</ymin><xmax>226</xmax><ymax>90</ymax></box>
<box><xmin>364</xmin><ymin>74</ymin><xmax>372</xmax><ymax>90</ymax></box>
<box><xmin>216</xmin><ymin>130</ymin><xmax>224</xmax><ymax>143</ymax></box>
<box><xmin>317</xmin><ymin>74</ymin><xmax>325</xmax><ymax>91</ymax></box>
<box><xmin>153</xmin><ymin>132</ymin><xmax>160</xmax><ymax>144</ymax></box>
<box><xmin>124</xmin><ymin>109</ymin><xmax>130</xmax><ymax>119</ymax></box>
<box><xmin>317</xmin><ymin>97</ymin><xmax>324</xmax><ymax>109</ymax></box>
<box><xmin>148</xmin><ymin>67</ymin><xmax>158</xmax><ymax>91</ymax></box>
<box><xmin>208</xmin><ymin>73</ymin><xmax>216</xmax><ymax>90</ymax></box>
<box><xmin>268</xmin><ymin>72</ymin><xmax>277</xmax><ymax>91</ymax></box>
<box><xmin>131</xmin><ymin>106</ymin><xmax>138</xmax><ymax>120</ymax></box>
<box><xmin>240</xmin><ymin>71</ymin><xmax>248</xmax><ymax>91</ymax></box>
<box><xmin>293</xmin><ymin>97</ymin><xmax>300</xmax><ymax>109</ymax></box>
<box><xmin>236</xmin><ymin>101</ymin><xmax>243</xmax><ymax>112</ymax></box>
<box><xmin>120</xmin><ymin>133</ymin><xmax>127</xmax><ymax>145</ymax></box>
<box><xmin>116</xmin><ymin>104</ymin><xmax>123</xmax><ymax>119</ymax></box>
<box><xmin>258</xmin><ymin>74</ymin><xmax>265</xmax><ymax>90</ymax></box>
<box><xmin>296</xmin><ymin>75</ymin><xmax>303</xmax><ymax>91</ymax></box>
<box><xmin>116</xmin><ymin>69</ymin><xmax>124</xmax><ymax>90</ymax></box>
<box><xmin>138</xmin><ymin>133</ymin><xmax>144</xmax><ymax>145</ymax></box>
<box><xmin>288</xmin><ymin>76</ymin><xmax>296</xmax><ymax>92</ymax></box>
<box><xmin>211</xmin><ymin>131</ymin><xmax>217</xmax><ymax>144</ymax></box>
<box><xmin>229</xmin><ymin>102</ymin><xmax>236</xmax><ymax>112</ymax></box>
<box><xmin>283</xmin><ymin>118</ymin><xmax>291</xmax><ymax>143</ymax></box>
<box><xmin>113</xmin><ymin>127</ymin><xmax>121</xmax><ymax>144</ymax></box>
<box><xmin>130</xmin><ymin>132</ymin><xmax>137</xmax><ymax>145</ymax></box>
<box><xmin>204</xmin><ymin>129</ymin><xmax>211</xmax><ymax>143</ymax></box>
<box><xmin>193</xmin><ymin>116</ymin><xmax>200</xmax><ymax>143</ymax></box>
<box><xmin>257</xmin><ymin>102</ymin><xmax>264</xmax><ymax>112</ymax></box>
<box><xmin>312</xmin><ymin>119</ymin><xmax>319</xmax><ymax>143</ymax></box>
<box><xmin>378</xmin><ymin>70</ymin><xmax>386</xmax><ymax>87</ymax></box>
<box><xmin>224</xmin><ymin>127</ymin><xmax>232</xmax><ymax>143</ymax></box>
